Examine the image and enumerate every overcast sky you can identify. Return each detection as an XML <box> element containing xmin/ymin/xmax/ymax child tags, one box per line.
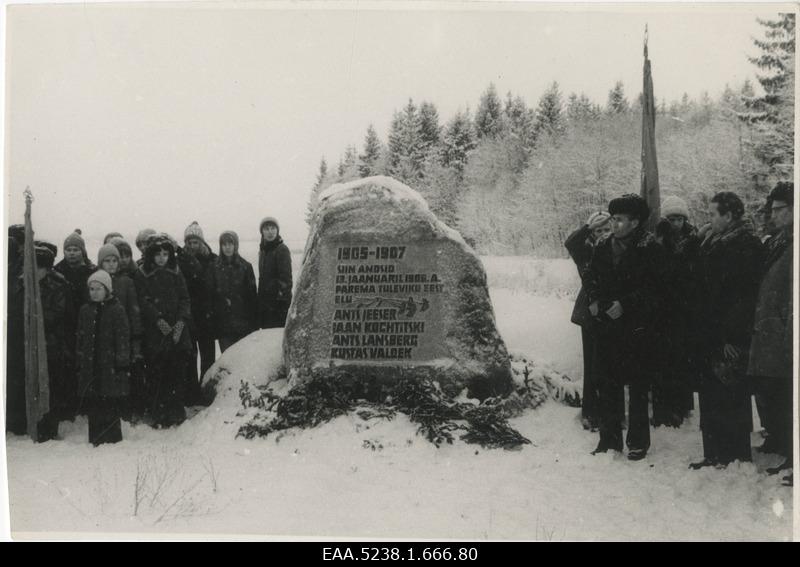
<box><xmin>4</xmin><ymin>1</ymin><xmax>788</xmax><ymax>250</ymax></box>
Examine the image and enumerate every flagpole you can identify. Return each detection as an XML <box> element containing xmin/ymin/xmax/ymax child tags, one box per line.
<box><xmin>641</xmin><ymin>25</ymin><xmax>661</xmax><ymax>232</ymax></box>
<box><xmin>22</xmin><ymin>188</ymin><xmax>50</xmax><ymax>441</ymax></box>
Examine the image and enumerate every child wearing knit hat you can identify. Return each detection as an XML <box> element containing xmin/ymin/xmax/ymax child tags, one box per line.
<box><xmin>208</xmin><ymin>230</ymin><xmax>258</xmax><ymax>352</ymax></box>
<box><xmin>77</xmin><ymin>269</ymin><xmax>131</xmax><ymax>445</ymax></box>
<box><xmin>98</xmin><ymin>243</ymin><xmax>143</xmax><ymax>373</ymax></box>
<box><xmin>258</xmin><ymin>216</ymin><xmax>293</xmax><ymax>329</ymax></box>
<box><xmin>109</xmin><ymin>237</ymin><xmax>137</xmax><ymax>279</ymax></box>
<box><xmin>54</xmin><ymin>229</ymin><xmax>98</xmax><ymax>352</ymax></box>
<box><xmin>183</xmin><ymin>221</ymin><xmax>217</xmax><ymax>394</ymax></box>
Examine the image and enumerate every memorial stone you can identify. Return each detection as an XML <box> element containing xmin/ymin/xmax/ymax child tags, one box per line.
<box><xmin>283</xmin><ymin>176</ymin><xmax>512</xmax><ymax>399</ymax></box>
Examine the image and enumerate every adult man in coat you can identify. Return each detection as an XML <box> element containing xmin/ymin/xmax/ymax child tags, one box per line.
<box><xmin>584</xmin><ymin>194</ymin><xmax>664</xmax><ymax>461</ymax></box>
<box><xmin>748</xmin><ymin>182</ymin><xmax>793</xmax><ymax>480</ymax></box>
<box><xmin>691</xmin><ymin>192</ymin><xmax>763</xmax><ymax>469</ymax></box>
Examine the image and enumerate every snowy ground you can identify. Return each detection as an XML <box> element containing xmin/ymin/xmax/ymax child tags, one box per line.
<box><xmin>4</xmin><ymin>256</ymin><xmax>794</xmax><ymax>540</ymax></box>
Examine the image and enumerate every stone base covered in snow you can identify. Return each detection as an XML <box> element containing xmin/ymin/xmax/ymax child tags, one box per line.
<box><xmin>283</xmin><ymin>176</ymin><xmax>513</xmax><ymax>399</ymax></box>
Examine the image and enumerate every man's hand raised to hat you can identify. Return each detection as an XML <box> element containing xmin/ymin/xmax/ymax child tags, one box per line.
<box><xmin>587</xmin><ymin>211</ymin><xmax>610</xmax><ymax>229</ymax></box>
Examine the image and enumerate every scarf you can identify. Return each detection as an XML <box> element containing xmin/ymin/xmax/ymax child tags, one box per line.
<box><xmin>701</xmin><ymin>218</ymin><xmax>755</xmax><ymax>253</ymax></box>
<box><xmin>260</xmin><ymin>235</ymin><xmax>284</xmax><ymax>254</ymax></box>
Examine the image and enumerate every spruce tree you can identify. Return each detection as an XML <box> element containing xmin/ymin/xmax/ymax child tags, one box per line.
<box><xmin>441</xmin><ymin>109</ymin><xmax>476</xmax><ymax>176</ymax></box>
<box><xmin>740</xmin><ymin>13</ymin><xmax>795</xmax><ymax>179</ymax></box>
<box><xmin>306</xmin><ymin>157</ymin><xmax>329</xmax><ymax>225</ymax></box>
<box><xmin>358</xmin><ymin>124</ymin><xmax>382</xmax><ymax>177</ymax></box>
<box><xmin>533</xmin><ymin>81</ymin><xmax>565</xmax><ymax>137</ymax></box>
<box><xmin>606</xmin><ymin>81</ymin><xmax>630</xmax><ymax>114</ymax></box>
<box><xmin>338</xmin><ymin>145</ymin><xmax>359</xmax><ymax>181</ymax></box>
<box><xmin>475</xmin><ymin>83</ymin><xmax>505</xmax><ymax>139</ymax></box>
<box><xmin>387</xmin><ymin>99</ymin><xmax>425</xmax><ymax>183</ymax></box>
<box><xmin>418</xmin><ymin>101</ymin><xmax>442</xmax><ymax>159</ymax></box>
<box><xmin>505</xmin><ymin>93</ymin><xmax>537</xmax><ymax>152</ymax></box>
<box><xmin>567</xmin><ymin>92</ymin><xmax>598</xmax><ymax>122</ymax></box>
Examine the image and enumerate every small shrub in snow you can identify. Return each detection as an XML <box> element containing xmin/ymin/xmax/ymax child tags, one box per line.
<box><xmin>509</xmin><ymin>353</ymin><xmax>582</xmax><ymax>408</ymax></box>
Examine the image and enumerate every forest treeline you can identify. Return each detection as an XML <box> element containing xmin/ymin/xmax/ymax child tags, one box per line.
<box><xmin>307</xmin><ymin>15</ymin><xmax>795</xmax><ymax>256</ymax></box>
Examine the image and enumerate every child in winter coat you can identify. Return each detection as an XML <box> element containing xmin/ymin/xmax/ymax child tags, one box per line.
<box><xmin>135</xmin><ymin>228</ymin><xmax>157</xmax><ymax>268</ymax></box>
<box><xmin>207</xmin><ymin>231</ymin><xmax>258</xmax><ymax>352</ymax></box>
<box><xmin>134</xmin><ymin>234</ymin><xmax>192</xmax><ymax>427</ymax></box>
<box><xmin>98</xmin><ymin>243</ymin><xmax>144</xmax><ymax>416</ymax></box>
<box><xmin>109</xmin><ymin>237</ymin><xmax>138</xmax><ymax>280</ymax></box>
<box><xmin>257</xmin><ymin>217</ymin><xmax>293</xmax><ymax>329</ymax></box>
<box><xmin>76</xmin><ymin>270</ymin><xmax>131</xmax><ymax>446</ymax></box>
<box><xmin>54</xmin><ymin>229</ymin><xmax>96</xmax><ymax>310</ymax></box>
<box><xmin>182</xmin><ymin>221</ymin><xmax>217</xmax><ymax>401</ymax></box>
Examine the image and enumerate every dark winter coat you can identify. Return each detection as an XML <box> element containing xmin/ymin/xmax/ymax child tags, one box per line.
<box><xmin>564</xmin><ymin>225</ymin><xmax>595</xmax><ymax>327</ymax></box>
<box><xmin>584</xmin><ymin>229</ymin><xmax>666</xmax><ymax>339</ymax></box>
<box><xmin>258</xmin><ymin>237</ymin><xmax>293</xmax><ymax>305</ymax></box>
<box><xmin>661</xmin><ymin>224</ymin><xmax>700</xmax><ymax>307</ymax></box>
<box><xmin>111</xmin><ymin>273</ymin><xmax>142</xmax><ymax>340</ymax></box>
<box><xmin>76</xmin><ymin>297</ymin><xmax>131</xmax><ymax>399</ymax></box>
<box><xmin>748</xmin><ymin>227</ymin><xmax>793</xmax><ymax>379</ymax></box>
<box><xmin>185</xmin><ymin>244</ymin><xmax>217</xmax><ymax>338</ymax></box>
<box><xmin>175</xmin><ymin>246</ymin><xmax>203</xmax><ymax>334</ymax></box>
<box><xmin>653</xmin><ymin>223</ymin><xmax>701</xmax><ymax>364</ymax></box>
<box><xmin>117</xmin><ymin>261</ymin><xmax>139</xmax><ymax>280</ymax></box>
<box><xmin>134</xmin><ymin>263</ymin><xmax>193</xmax><ymax>358</ymax></box>
<box><xmin>207</xmin><ymin>254</ymin><xmax>258</xmax><ymax>339</ymax></box>
<box><xmin>695</xmin><ymin>220</ymin><xmax>763</xmax><ymax>354</ymax></box>
<box><xmin>6</xmin><ymin>270</ymin><xmax>76</xmax><ymax>428</ymax></box>
<box><xmin>54</xmin><ymin>259</ymin><xmax>97</xmax><ymax>312</ymax></box>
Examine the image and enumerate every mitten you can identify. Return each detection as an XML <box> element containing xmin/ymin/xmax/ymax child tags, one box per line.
<box><xmin>172</xmin><ymin>320</ymin><xmax>185</xmax><ymax>344</ymax></box>
<box><xmin>156</xmin><ymin>318</ymin><xmax>172</xmax><ymax>336</ymax></box>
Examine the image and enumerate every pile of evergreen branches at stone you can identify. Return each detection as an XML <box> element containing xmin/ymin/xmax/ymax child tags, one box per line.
<box><xmin>236</xmin><ymin>377</ymin><xmax>533</xmax><ymax>450</ymax></box>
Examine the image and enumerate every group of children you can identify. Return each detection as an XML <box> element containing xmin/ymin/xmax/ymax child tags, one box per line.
<box><xmin>6</xmin><ymin>217</ymin><xmax>293</xmax><ymax>445</ymax></box>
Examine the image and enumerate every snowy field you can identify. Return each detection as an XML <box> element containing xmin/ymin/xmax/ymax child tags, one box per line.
<box><xmin>4</xmin><ymin>255</ymin><xmax>794</xmax><ymax>540</ymax></box>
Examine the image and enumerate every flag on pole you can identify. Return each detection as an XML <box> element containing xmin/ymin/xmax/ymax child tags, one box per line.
<box><xmin>22</xmin><ymin>188</ymin><xmax>50</xmax><ymax>441</ymax></box>
<box><xmin>640</xmin><ymin>26</ymin><xmax>661</xmax><ymax>231</ymax></box>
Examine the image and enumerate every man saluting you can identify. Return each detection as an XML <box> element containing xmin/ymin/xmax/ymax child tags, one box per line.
<box><xmin>585</xmin><ymin>194</ymin><xmax>664</xmax><ymax>461</ymax></box>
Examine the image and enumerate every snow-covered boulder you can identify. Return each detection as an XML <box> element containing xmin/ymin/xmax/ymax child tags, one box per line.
<box><xmin>201</xmin><ymin>329</ymin><xmax>284</xmax><ymax>404</ymax></box>
<box><xmin>283</xmin><ymin>176</ymin><xmax>513</xmax><ymax>399</ymax></box>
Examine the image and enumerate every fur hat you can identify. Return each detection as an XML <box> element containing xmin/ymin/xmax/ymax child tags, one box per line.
<box><xmin>259</xmin><ymin>216</ymin><xmax>280</xmax><ymax>233</ymax></box>
<box><xmin>87</xmin><ymin>269</ymin><xmax>113</xmax><ymax>294</ymax></box>
<box><xmin>136</xmin><ymin>228</ymin><xmax>157</xmax><ymax>250</ymax></box>
<box><xmin>219</xmin><ymin>230</ymin><xmax>240</xmax><ymax>255</ymax></box>
<box><xmin>143</xmin><ymin>233</ymin><xmax>177</xmax><ymax>271</ymax></box>
<box><xmin>608</xmin><ymin>194</ymin><xmax>650</xmax><ymax>224</ymax></box>
<box><xmin>661</xmin><ymin>196</ymin><xmax>690</xmax><ymax>219</ymax></box>
<box><xmin>36</xmin><ymin>240</ymin><xmax>58</xmax><ymax>258</ymax></box>
<box><xmin>64</xmin><ymin>229</ymin><xmax>86</xmax><ymax>254</ymax></box>
<box><xmin>97</xmin><ymin>243</ymin><xmax>121</xmax><ymax>266</ymax></box>
<box><xmin>109</xmin><ymin>237</ymin><xmax>133</xmax><ymax>258</ymax></box>
<box><xmin>34</xmin><ymin>243</ymin><xmax>56</xmax><ymax>269</ymax></box>
<box><xmin>184</xmin><ymin>221</ymin><xmax>205</xmax><ymax>243</ymax></box>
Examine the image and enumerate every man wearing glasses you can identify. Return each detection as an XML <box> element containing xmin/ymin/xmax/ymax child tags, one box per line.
<box><xmin>749</xmin><ymin>182</ymin><xmax>794</xmax><ymax>485</ymax></box>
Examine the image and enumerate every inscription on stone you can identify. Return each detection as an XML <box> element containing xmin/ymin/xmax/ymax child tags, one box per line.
<box><xmin>319</xmin><ymin>242</ymin><xmax>448</xmax><ymax>363</ymax></box>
